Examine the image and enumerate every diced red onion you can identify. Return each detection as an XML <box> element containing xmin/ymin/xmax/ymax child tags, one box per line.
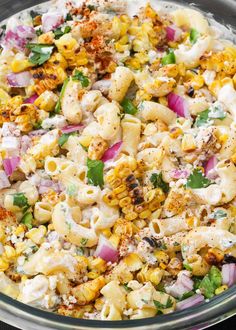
<box><xmin>24</xmin><ymin>94</ymin><xmax>38</xmax><ymax>104</ymax></box>
<box><xmin>222</xmin><ymin>263</ymin><xmax>236</xmax><ymax>287</ymax></box>
<box><xmin>20</xmin><ymin>135</ymin><xmax>32</xmax><ymax>154</ymax></box>
<box><xmin>3</xmin><ymin>156</ymin><xmax>20</xmax><ymax>176</ymax></box>
<box><xmin>176</xmin><ymin>294</ymin><xmax>205</xmax><ymax>311</ymax></box>
<box><xmin>166</xmin><ymin>273</ymin><xmax>194</xmax><ymax>298</ymax></box>
<box><xmin>1</xmin><ymin>123</ymin><xmax>20</xmax><ymax>137</ymax></box>
<box><xmin>101</xmin><ymin>141</ymin><xmax>123</xmax><ymax>162</ymax></box>
<box><xmin>7</xmin><ymin>71</ymin><xmax>33</xmax><ymax>87</ymax></box>
<box><xmin>4</xmin><ymin>25</ymin><xmax>35</xmax><ymax>50</ymax></box>
<box><xmin>61</xmin><ymin>124</ymin><xmax>84</xmax><ymax>134</ymax></box>
<box><xmin>204</xmin><ymin>156</ymin><xmax>218</xmax><ymax>180</ymax></box>
<box><xmin>170</xmin><ymin>169</ymin><xmax>190</xmax><ymax>179</ymax></box>
<box><xmin>28</xmin><ymin>129</ymin><xmax>48</xmax><ymax>137</ymax></box>
<box><xmin>38</xmin><ymin>179</ymin><xmax>62</xmax><ymax>194</ymax></box>
<box><xmin>168</xmin><ymin>93</ymin><xmax>190</xmax><ymax>118</ymax></box>
<box><xmin>166</xmin><ymin>25</ymin><xmax>182</xmax><ymax>42</ymax></box>
<box><xmin>42</xmin><ymin>13</ymin><xmax>64</xmax><ymax>33</ymax></box>
<box><xmin>0</xmin><ymin>171</ymin><xmax>10</xmax><ymax>189</ymax></box>
<box><xmin>94</xmin><ymin>235</ymin><xmax>119</xmax><ymax>263</ymax></box>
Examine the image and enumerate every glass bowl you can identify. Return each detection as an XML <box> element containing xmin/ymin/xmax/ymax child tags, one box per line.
<box><xmin>0</xmin><ymin>0</ymin><xmax>236</xmax><ymax>329</ymax></box>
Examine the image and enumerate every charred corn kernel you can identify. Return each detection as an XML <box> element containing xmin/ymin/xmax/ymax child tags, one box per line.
<box><xmin>117</xmin><ymin>191</ymin><xmax>128</xmax><ymax>199</ymax></box>
<box><xmin>113</xmin><ymin>184</ymin><xmax>127</xmax><ymax>195</ymax></box>
<box><xmin>88</xmin><ymin>136</ymin><xmax>108</xmax><ymax>160</ymax></box>
<box><xmin>107</xmin><ymin>61</ymin><xmax>117</xmax><ymax>73</ymax></box>
<box><xmin>125</xmin><ymin>57</ymin><xmax>141</xmax><ymax>70</ymax></box>
<box><xmin>137</xmin><ymin>265</ymin><xmax>164</xmax><ymax>285</ymax></box>
<box><xmin>109</xmin><ymin>234</ymin><xmax>120</xmax><ymax>248</ymax></box>
<box><xmin>102</xmin><ymin>193</ymin><xmax>119</xmax><ymax>206</ymax></box>
<box><xmin>133</xmin><ymin>219</ymin><xmax>146</xmax><ymax>229</ymax></box>
<box><xmin>112</xmin><ymin>16</ymin><xmax>129</xmax><ymax>40</ymax></box>
<box><xmin>87</xmin><ymin>271</ymin><xmax>99</xmax><ymax>279</ymax></box>
<box><xmin>118</xmin><ymin>168</ymin><xmax>132</xmax><ymax>179</ymax></box>
<box><xmin>139</xmin><ymin>209</ymin><xmax>152</xmax><ymax>219</ymax></box>
<box><xmin>25</xmin><ymin>226</ymin><xmax>47</xmax><ymax>244</ymax></box>
<box><xmin>48</xmin><ymin>223</ymin><xmax>54</xmax><ymax>231</ymax></box>
<box><xmin>205</xmin><ymin>247</ymin><xmax>224</xmax><ymax>265</ymax></box>
<box><xmin>148</xmin><ymin>200</ymin><xmax>161</xmax><ymax>212</ymax></box>
<box><xmin>186</xmin><ymin>217</ymin><xmax>197</xmax><ymax>228</ymax></box>
<box><xmin>135</xmin><ymin>89</ymin><xmax>152</xmax><ymax>103</ymax></box>
<box><xmin>14</xmin><ymin>225</ymin><xmax>25</xmax><ymax>236</ymax></box>
<box><xmin>21</xmin><ymin>275</ymin><xmax>28</xmax><ymax>282</ymax></box>
<box><xmin>88</xmin><ymin>257</ymin><xmax>107</xmax><ymax>273</ymax></box>
<box><xmin>34</xmin><ymin>91</ymin><xmax>59</xmax><ymax>112</ymax></box>
<box><xmin>156</xmin><ymin>119</ymin><xmax>168</xmax><ymax>132</ymax></box>
<box><xmin>215</xmin><ymin>285</ymin><xmax>228</xmax><ymax>295</ymax></box>
<box><xmin>125</xmin><ymin>211</ymin><xmax>138</xmax><ymax>221</ymax></box>
<box><xmin>170</xmin><ymin>127</ymin><xmax>183</xmax><ymax>139</ymax></box>
<box><xmin>101</xmin><ymin>228</ymin><xmax>112</xmax><ymax>238</ymax></box>
<box><xmin>94</xmin><ymin>297</ymin><xmax>104</xmax><ymax>311</ymax></box>
<box><xmin>72</xmin><ymin>276</ymin><xmax>105</xmax><ymax>305</ymax></box>
<box><xmin>78</xmin><ymin>135</ymin><xmax>92</xmax><ymax>148</ymax></box>
<box><xmin>190</xmin><ymin>75</ymin><xmax>205</xmax><ymax>90</ymax></box>
<box><xmin>48</xmin><ymin>52</ymin><xmax>68</xmax><ymax>70</ymax></box>
<box><xmin>134</xmin><ymin>204</ymin><xmax>146</xmax><ymax>213</ymax></box>
<box><xmin>123</xmin><ymin>253</ymin><xmax>143</xmax><ymax>271</ymax></box>
<box><xmin>11</xmin><ymin>59</ymin><xmax>33</xmax><ymax>73</ymax></box>
<box><xmin>3</xmin><ymin>246</ymin><xmax>16</xmax><ymax>260</ymax></box>
<box><xmin>144</xmin><ymin>189</ymin><xmax>156</xmax><ymax>203</ymax></box>
<box><xmin>0</xmin><ymin>257</ymin><xmax>9</xmax><ymax>271</ymax></box>
<box><xmin>218</xmin><ymin>134</ymin><xmax>228</xmax><ymax>144</ymax></box>
<box><xmin>38</xmin><ymin>31</ymin><xmax>54</xmax><ymax>44</ymax></box>
<box><xmin>159</xmin><ymin>262</ymin><xmax>167</xmax><ymax>269</ymax></box>
<box><xmin>181</xmin><ymin>134</ymin><xmax>197</xmax><ymax>152</ymax></box>
<box><xmin>0</xmin><ymin>226</ymin><xmax>6</xmax><ymax>242</ymax></box>
<box><xmin>154</xmin><ymin>250</ymin><xmax>169</xmax><ymax>264</ymax></box>
<box><xmin>0</xmin><ymin>88</ymin><xmax>10</xmax><ymax>104</ymax></box>
<box><xmin>122</xmin><ymin>205</ymin><xmax>134</xmax><ymax>214</ymax></box>
<box><xmin>159</xmin><ymin>64</ymin><xmax>178</xmax><ymax>78</ymax></box>
<box><xmin>119</xmin><ymin>196</ymin><xmax>132</xmax><ymax>208</ymax></box>
<box><xmin>113</xmin><ymin>218</ymin><xmax>133</xmax><ymax>237</ymax></box>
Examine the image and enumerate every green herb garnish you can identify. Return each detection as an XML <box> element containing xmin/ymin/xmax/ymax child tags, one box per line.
<box><xmin>123</xmin><ymin>283</ymin><xmax>132</xmax><ymax>292</ymax></box>
<box><xmin>183</xmin><ymin>263</ymin><xmax>193</xmax><ymax>271</ymax></box>
<box><xmin>87</xmin><ymin>5</ymin><xmax>95</xmax><ymax>11</ymax></box>
<box><xmin>54</xmin><ymin>26</ymin><xmax>71</xmax><ymax>39</ymax></box>
<box><xmin>195</xmin><ymin>103</ymin><xmax>226</xmax><ymax>127</ymax></box>
<box><xmin>190</xmin><ymin>28</ymin><xmax>199</xmax><ymax>44</ymax></box>
<box><xmin>21</xmin><ymin>212</ymin><xmax>33</xmax><ymax>229</ymax></box>
<box><xmin>36</xmin><ymin>28</ymin><xmax>43</xmax><ymax>36</ymax></box>
<box><xmin>185</xmin><ymin>169</ymin><xmax>211</xmax><ymax>189</ymax></box>
<box><xmin>195</xmin><ymin>109</ymin><xmax>211</xmax><ymax>127</ymax></box>
<box><xmin>65</xmin><ymin>13</ymin><xmax>73</xmax><ymax>21</ymax></box>
<box><xmin>121</xmin><ymin>99</ymin><xmax>138</xmax><ymax>115</ymax></box>
<box><xmin>81</xmin><ymin>238</ymin><xmax>88</xmax><ymax>246</ymax></box>
<box><xmin>199</xmin><ymin>266</ymin><xmax>222</xmax><ymax>298</ymax></box>
<box><xmin>210</xmin><ymin>209</ymin><xmax>227</xmax><ymax>220</ymax></box>
<box><xmin>150</xmin><ymin>172</ymin><xmax>169</xmax><ymax>193</ymax></box>
<box><xmin>181</xmin><ymin>291</ymin><xmax>195</xmax><ymax>300</ymax></box>
<box><xmin>154</xmin><ymin>296</ymin><xmax>173</xmax><ymax>310</ymax></box>
<box><xmin>13</xmin><ymin>193</ymin><xmax>29</xmax><ymax>209</ymax></box>
<box><xmin>72</xmin><ymin>70</ymin><xmax>89</xmax><ymax>87</ymax></box>
<box><xmin>26</xmin><ymin>43</ymin><xmax>54</xmax><ymax>66</ymax></box>
<box><xmin>87</xmin><ymin>158</ymin><xmax>104</xmax><ymax>188</ymax></box>
<box><xmin>58</xmin><ymin>132</ymin><xmax>75</xmax><ymax>146</ymax></box>
<box><xmin>161</xmin><ymin>49</ymin><xmax>176</xmax><ymax>66</ymax></box>
<box><xmin>55</xmin><ymin>78</ymin><xmax>69</xmax><ymax>113</ymax></box>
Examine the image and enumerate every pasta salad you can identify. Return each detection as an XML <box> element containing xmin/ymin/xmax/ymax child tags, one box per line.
<box><xmin>0</xmin><ymin>0</ymin><xmax>235</xmax><ymax>321</ymax></box>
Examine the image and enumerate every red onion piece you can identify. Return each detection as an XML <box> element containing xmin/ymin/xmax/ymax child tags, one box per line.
<box><xmin>222</xmin><ymin>263</ymin><xmax>236</xmax><ymax>287</ymax></box>
<box><xmin>42</xmin><ymin>13</ymin><xmax>64</xmax><ymax>33</ymax></box>
<box><xmin>4</xmin><ymin>25</ymin><xmax>35</xmax><ymax>50</ymax></box>
<box><xmin>168</xmin><ymin>93</ymin><xmax>190</xmax><ymax>118</ymax></box>
<box><xmin>7</xmin><ymin>71</ymin><xmax>33</xmax><ymax>87</ymax></box>
<box><xmin>204</xmin><ymin>156</ymin><xmax>218</xmax><ymax>180</ymax></box>
<box><xmin>38</xmin><ymin>179</ymin><xmax>62</xmax><ymax>194</ymax></box>
<box><xmin>101</xmin><ymin>141</ymin><xmax>123</xmax><ymax>162</ymax></box>
<box><xmin>61</xmin><ymin>124</ymin><xmax>84</xmax><ymax>134</ymax></box>
<box><xmin>166</xmin><ymin>272</ymin><xmax>194</xmax><ymax>298</ymax></box>
<box><xmin>176</xmin><ymin>294</ymin><xmax>205</xmax><ymax>311</ymax></box>
<box><xmin>24</xmin><ymin>94</ymin><xmax>38</xmax><ymax>104</ymax></box>
<box><xmin>170</xmin><ymin>169</ymin><xmax>190</xmax><ymax>179</ymax></box>
<box><xmin>0</xmin><ymin>171</ymin><xmax>10</xmax><ymax>189</ymax></box>
<box><xmin>28</xmin><ymin>129</ymin><xmax>48</xmax><ymax>137</ymax></box>
<box><xmin>166</xmin><ymin>25</ymin><xmax>182</xmax><ymax>42</ymax></box>
<box><xmin>3</xmin><ymin>156</ymin><xmax>20</xmax><ymax>176</ymax></box>
<box><xmin>20</xmin><ymin>135</ymin><xmax>32</xmax><ymax>154</ymax></box>
<box><xmin>94</xmin><ymin>235</ymin><xmax>119</xmax><ymax>263</ymax></box>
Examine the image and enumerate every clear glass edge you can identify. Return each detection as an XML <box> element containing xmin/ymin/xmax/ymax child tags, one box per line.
<box><xmin>0</xmin><ymin>0</ymin><xmax>236</xmax><ymax>329</ymax></box>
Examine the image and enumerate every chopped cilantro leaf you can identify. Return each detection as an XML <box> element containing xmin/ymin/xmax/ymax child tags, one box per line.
<box><xmin>58</xmin><ymin>132</ymin><xmax>74</xmax><ymax>147</ymax></box>
<box><xmin>183</xmin><ymin>263</ymin><xmax>193</xmax><ymax>271</ymax></box>
<box><xmin>185</xmin><ymin>169</ymin><xmax>211</xmax><ymax>189</ymax></box>
<box><xmin>199</xmin><ymin>266</ymin><xmax>222</xmax><ymax>298</ymax></box>
<box><xmin>26</xmin><ymin>43</ymin><xmax>54</xmax><ymax>66</ymax></box>
<box><xmin>154</xmin><ymin>296</ymin><xmax>173</xmax><ymax>310</ymax></box>
<box><xmin>123</xmin><ymin>283</ymin><xmax>132</xmax><ymax>292</ymax></box>
<box><xmin>55</xmin><ymin>78</ymin><xmax>69</xmax><ymax>113</ymax></box>
<box><xmin>87</xmin><ymin>158</ymin><xmax>104</xmax><ymax>188</ymax></box>
<box><xmin>190</xmin><ymin>28</ymin><xmax>199</xmax><ymax>44</ymax></box>
<box><xmin>193</xmin><ymin>277</ymin><xmax>202</xmax><ymax>290</ymax></box>
<box><xmin>181</xmin><ymin>291</ymin><xmax>195</xmax><ymax>300</ymax></box>
<box><xmin>121</xmin><ymin>99</ymin><xmax>138</xmax><ymax>115</ymax></box>
<box><xmin>65</xmin><ymin>13</ymin><xmax>73</xmax><ymax>21</ymax></box>
<box><xmin>150</xmin><ymin>172</ymin><xmax>169</xmax><ymax>193</ymax></box>
<box><xmin>36</xmin><ymin>28</ymin><xmax>43</xmax><ymax>36</ymax></box>
<box><xmin>208</xmin><ymin>102</ymin><xmax>226</xmax><ymax>120</ymax></box>
<box><xmin>161</xmin><ymin>49</ymin><xmax>176</xmax><ymax>66</ymax></box>
<box><xmin>87</xmin><ymin>5</ymin><xmax>96</xmax><ymax>11</ymax></box>
<box><xmin>195</xmin><ymin>109</ymin><xmax>211</xmax><ymax>127</ymax></box>
<box><xmin>13</xmin><ymin>193</ymin><xmax>29</xmax><ymax>208</ymax></box>
<box><xmin>80</xmin><ymin>143</ymin><xmax>88</xmax><ymax>152</ymax></box>
<box><xmin>54</xmin><ymin>26</ymin><xmax>71</xmax><ymax>39</ymax></box>
<box><xmin>21</xmin><ymin>212</ymin><xmax>33</xmax><ymax>229</ymax></box>
<box><xmin>72</xmin><ymin>70</ymin><xmax>89</xmax><ymax>87</ymax></box>
<box><xmin>81</xmin><ymin>238</ymin><xmax>88</xmax><ymax>246</ymax></box>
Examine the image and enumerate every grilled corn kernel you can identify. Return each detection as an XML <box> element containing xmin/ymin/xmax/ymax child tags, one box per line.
<box><xmin>48</xmin><ymin>52</ymin><xmax>68</xmax><ymax>70</ymax></box>
<box><xmin>154</xmin><ymin>250</ymin><xmax>170</xmax><ymax>264</ymax></box>
<box><xmin>88</xmin><ymin>136</ymin><xmax>108</xmax><ymax>160</ymax></box>
<box><xmin>123</xmin><ymin>253</ymin><xmax>143</xmax><ymax>271</ymax></box>
<box><xmin>125</xmin><ymin>211</ymin><xmax>138</xmax><ymax>221</ymax></box>
<box><xmin>181</xmin><ymin>134</ymin><xmax>197</xmax><ymax>152</ymax></box>
<box><xmin>72</xmin><ymin>276</ymin><xmax>105</xmax><ymax>305</ymax></box>
<box><xmin>11</xmin><ymin>59</ymin><xmax>33</xmax><ymax>73</ymax></box>
<box><xmin>0</xmin><ymin>257</ymin><xmax>9</xmax><ymax>271</ymax></box>
<box><xmin>215</xmin><ymin>285</ymin><xmax>228</xmax><ymax>295</ymax></box>
<box><xmin>119</xmin><ymin>196</ymin><xmax>132</xmax><ymax>208</ymax></box>
<box><xmin>34</xmin><ymin>91</ymin><xmax>59</xmax><ymax>112</ymax></box>
<box><xmin>3</xmin><ymin>246</ymin><xmax>16</xmax><ymax>260</ymax></box>
<box><xmin>170</xmin><ymin>127</ymin><xmax>183</xmax><ymax>139</ymax></box>
<box><xmin>88</xmin><ymin>257</ymin><xmax>107</xmax><ymax>273</ymax></box>
<box><xmin>139</xmin><ymin>209</ymin><xmax>152</xmax><ymax>219</ymax></box>
<box><xmin>109</xmin><ymin>234</ymin><xmax>120</xmax><ymax>248</ymax></box>
<box><xmin>0</xmin><ymin>226</ymin><xmax>6</xmax><ymax>242</ymax></box>
<box><xmin>87</xmin><ymin>271</ymin><xmax>99</xmax><ymax>279</ymax></box>
<box><xmin>102</xmin><ymin>193</ymin><xmax>119</xmax><ymax>206</ymax></box>
<box><xmin>25</xmin><ymin>226</ymin><xmax>47</xmax><ymax>244</ymax></box>
<box><xmin>156</xmin><ymin>119</ymin><xmax>168</xmax><ymax>132</ymax></box>
<box><xmin>14</xmin><ymin>225</ymin><xmax>25</xmax><ymax>236</ymax></box>
<box><xmin>38</xmin><ymin>31</ymin><xmax>54</xmax><ymax>44</ymax></box>
<box><xmin>113</xmin><ymin>184</ymin><xmax>127</xmax><ymax>195</ymax></box>
<box><xmin>0</xmin><ymin>89</ymin><xmax>10</xmax><ymax>104</ymax></box>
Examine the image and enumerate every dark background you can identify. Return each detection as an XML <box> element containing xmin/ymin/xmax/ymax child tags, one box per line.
<box><xmin>0</xmin><ymin>0</ymin><xmax>235</xmax><ymax>329</ymax></box>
